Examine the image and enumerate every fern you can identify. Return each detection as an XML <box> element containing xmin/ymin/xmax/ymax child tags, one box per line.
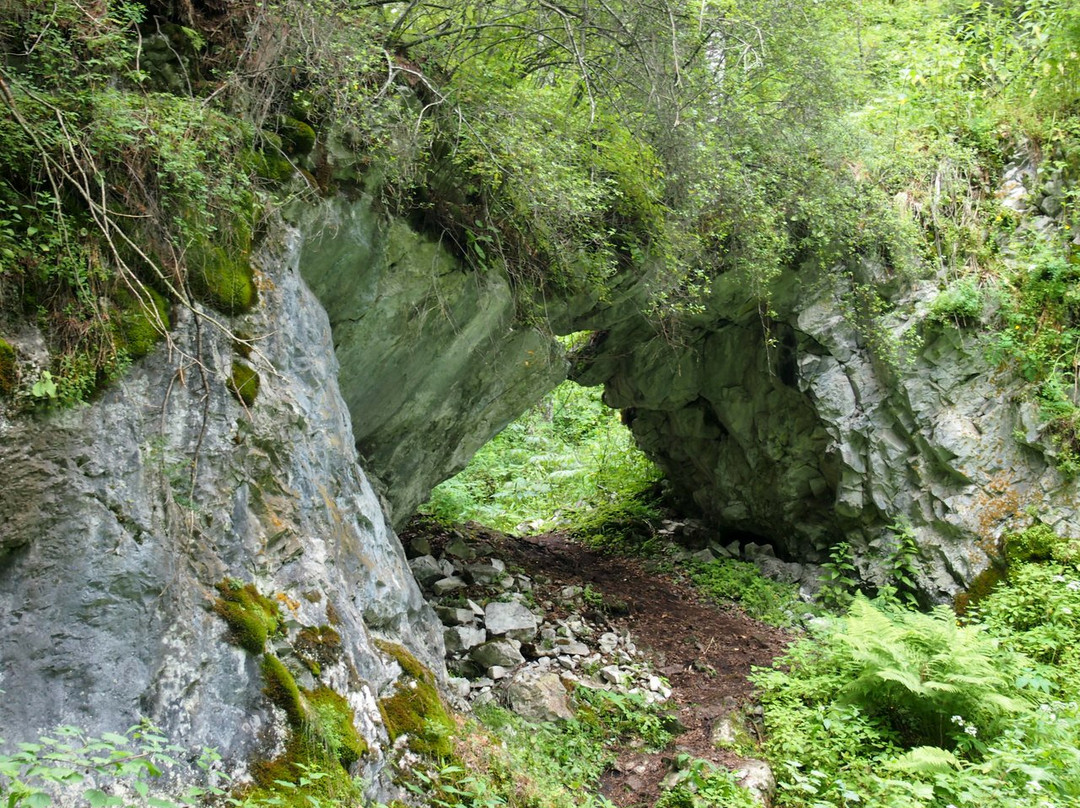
<box><xmin>835</xmin><ymin>597</ymin><xmax>1029</xmax><ymax>748</ymax></box>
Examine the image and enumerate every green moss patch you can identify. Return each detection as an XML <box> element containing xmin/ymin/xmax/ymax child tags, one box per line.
<box><xmin>188</xmin><ymin>241</ymin><xmax>257</xmax><ymax>315</ymax></box>
<box><xmin>114</xmin><ymin>286</ymin><xmax>170</xmax><ymax>358</ymax></box>
<box><xmin>248</xmin><ymin>731</ymin><xmax>364</xmax><ymax>808</ymax></box>
<box><xmin>229</xmin><ymin>361</ymin><xmax>260</xmax><ymax>406</ymax></box>
<box><xmin>277</xmin><ymin>116</ymin><xmax>316</xmax><ymax>157</ymax></box>
<box><xmin>0</xmin><ymin>338</ymin><xmax>16</xmax><ymax>396</ymax></box>
<box><xmin>376</xmin><ymin>640</ymin><xmax>455</xmax><ymax>759</ymax></box>
<box><xmin>212</xmin><ymin>580</ymin><xmax>282</xmax><ymax>655</ymax></box>
<box><xmin>212</xmin><ymin>580</ymin><xmax>371</xmax><ymax>803</ymax></box>
<box><xmin>262</xmin><ymin>653</ymin><xmax>305</xmax><ymax>727</ymax></box>
<box><xmin>308</xmin><ymin>686</ymin><xmax>368</xmax><ymax>768</ymax></box>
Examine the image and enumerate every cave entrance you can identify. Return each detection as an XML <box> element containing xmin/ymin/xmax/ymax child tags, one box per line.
<box><xmin>419</xmin><ymin>379</ymin><xmax>661</xmax><ymax>537</ymax></box>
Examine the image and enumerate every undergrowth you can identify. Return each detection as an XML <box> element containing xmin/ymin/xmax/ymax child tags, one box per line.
<box><xmin>421</xmin><ymin>381</ymin><xmax>660</xmax><ymax>534</ymax></box>
<box><xmin>753</xmin><ymin>522</ymin><xmax>1080</xmax><ymax>807</ymax></box>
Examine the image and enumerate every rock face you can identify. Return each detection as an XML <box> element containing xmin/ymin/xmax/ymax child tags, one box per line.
<box><xmin>579</xmin><ymin>261</ymin><xmax>1080</xmax><ymax>598</ymax></box>
<box><xmin>295</xmin><ymin>197</ymin><xmax>567</xmax><ymax>526</ymax></box>
<box><xmin>0</xmin><ymin>227</ymin><xmax>442</xmax><ymax>795</ymax></box>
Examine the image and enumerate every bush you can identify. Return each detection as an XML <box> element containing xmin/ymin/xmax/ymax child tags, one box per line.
<box><xmin>686</xmin><ymin>559</ymin><xmax>807</xmax><ymax>628</ymax></box>
<box><xmin>928</xmin><ymin>277</ymin><xmax>983</xmax><ymax>325</ymax></box>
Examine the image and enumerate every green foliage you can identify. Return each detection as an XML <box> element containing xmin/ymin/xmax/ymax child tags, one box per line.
<box><xmin>229</xmin><ymin>362</ymin><xmax>261</xmax><ymax>407</ymax></box>
<box><xmin>0</xmin><ymin>723</ymin><xmax>229</xmax><ymax>808</ymax></box>
<box><xmin>992</xmin><ymin>243</ymin><xmax>1080</xmax><ymax>473</ymax></box>
<box><xmin>978</xmin><ymin>561</ymin><xmax>1080</xmax><ymax>695</ymax></box>
<box><xmin>686</xmin><ymin>558</ymin><xmax>809</xmax><ymax>628</ymax></box>
<box><xmin>574</xmin><ymin>687</ymin><xmax>675</xmax><ymax>752</ymax></box>
<box><xmin>928</xmin><ymin>277</ymin><xmax>984</xmax><ymax>326</ymax></box>
<box><xmin>422</xmin><ymin>381</ymin><xmax>660</xmax><ymax>534</ymax></box>
<box><xmin>751</xmin><ymin>568</ymin><xmax>1080</xmax><ymax>808</ymax></box>
<box><xmin>1005</xmin><ymin>522</ymin><xmax>1074</xmax><ymax>566</ymax></box>
<box><xmin>463</xmin><ymin>685</ymin><xmax>674</xmax><ymax>808</ymax></box>
<box><xmin>570</xmin><ymin>494</ymin><xmax>663</xmax><ymax>555</ymax></box>
<box><xmin>830</xmin><ymin>598</ymin><xmax>1027</xmax><ymax>748</ymax></box>
<box><xmin>0</xmin><ymin>0</ymin><xmax>264</xmax><ymax>406</ymax></box>
<box><xmin>818</xmin><ymin>541</ymin><xmax>858</xmax><ymax>610</ymax></box>
<box><xmin>654</xmin><ymin>756</ymin><xmax>758</xmax><ymax>808</ymax></box>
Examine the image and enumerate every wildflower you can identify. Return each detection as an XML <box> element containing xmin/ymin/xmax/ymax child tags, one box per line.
<box><xmin>965</xmin><ymin>725</ymin><xmax>978</xmax><ymax>737</ymax></box>
<box><xmin>950</xmin><ymin>715</ymin><xmax>964</xmax><ymax>725</ymax></box>
<box><xmin>1067</xmin><ymin>580</ymin><xmax>1080</xmax><ymax>591</ymax></box>
<box><xmin>1053</xmin><ymin>575</ymin><xmax>1067</xmax><ymax>583</ymax></box>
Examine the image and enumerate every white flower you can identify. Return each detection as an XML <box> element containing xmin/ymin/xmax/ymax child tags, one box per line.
<box><xmin>965</xmin><ymin>725</ymin><xmax>978</xmax><ymax>737</ymax></box>
<box><xmin>950</xmin><ymin>714</ymin><xmax>964</xmax><ymax>725</ymax></box>
<box><xmin>1053</xmin><ymin>575</ymin><xmax>1067</xmax><ymax>583</ymax></box>
<box><xmin>1067</xmin><ymin>580</ymin><xmax>1080</xmax><ymax>591</ymax></box>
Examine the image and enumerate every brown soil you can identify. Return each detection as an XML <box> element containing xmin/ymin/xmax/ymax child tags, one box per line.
<box><xmin>476</xmin><ymin>527</ymin><xmax>792</xmax><ymax>807</ymax></box>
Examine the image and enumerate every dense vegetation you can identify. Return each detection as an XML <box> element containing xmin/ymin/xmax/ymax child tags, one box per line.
<box><xmin>422</xmin><ymin>379</ymin><xmax>660</xmax><ymax>533</ymax></box>
<box><xmin>3</xmin><ymin>0</ymin><xmax>1080</xmax><ymax>805</ymax></box>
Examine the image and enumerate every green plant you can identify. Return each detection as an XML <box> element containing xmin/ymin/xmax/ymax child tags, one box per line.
<box><xmin>0</xmin><ymin>723</ymin><xmax>228</xmax><ymax>808</ymax></box>
<box><xmin>685</xmin><ymin>558</ymin><xmax>808</xmax><ymax>628</ymax></box>
<box><xmin>928</xmin><ymin>277</ymin><xmax>983</xmax><ymax>326</ymax></box>
<box><xmin>835</xmin><ymin>597</ymin><xmax>1028</xmax><ymax>748</ymax></box>
<box><xmin>574</xmin><ymin>687</ymin><xmax>675</xmax><ymax>752</ymax></box>
<box><xmin>819</xmin><ymin>541</ymin><xmax>858</xmax><ymax>609</ymax></box>
<box><xmin>875</xmin><ymin>520</ymin><xmax>922</xmax><ymax>607</ymax></box>
<box><xmin>422</xmin><ymin>381</ymin><xmax>660</xmax><ymax>535</ymax></box>
<box><xmin>654</xmin><ymin>756</ymin><xmax>758</xmax><ymax>808</ymax></box>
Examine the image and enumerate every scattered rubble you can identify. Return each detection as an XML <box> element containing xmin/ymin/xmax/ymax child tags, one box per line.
<box><xmin>402</xmin><ymin>519</ymin><xmax>788</xmax><ymax>807</ymax></box>
<box><xmin>404</xmin><ymin>526</ymin><xmax>673</xmax><ymax>710</ymax></box>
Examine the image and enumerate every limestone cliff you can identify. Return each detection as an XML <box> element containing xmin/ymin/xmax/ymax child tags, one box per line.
<box><xmin>294</xmin><ymin>197</ymin><xmax>567</xmax><ymax>526</ymax></box>
<box><xmin>577</xmin><ymin>257</ymin><xmax>1079</xmax><ymax>600</ymax></box>
<box><xmin>0</xmin><ymin>225</ymin><xmax>441</xmax><ymax>797</ymax></box>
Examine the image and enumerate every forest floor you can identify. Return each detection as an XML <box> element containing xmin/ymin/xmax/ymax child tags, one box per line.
<box><xmin>407</xmin><ymin>519</ymin><xmax>793</xmax><ymax>806</ymax></box>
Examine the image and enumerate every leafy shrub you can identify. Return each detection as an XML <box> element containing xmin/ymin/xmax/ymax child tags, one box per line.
<box><xmin>0</xmin><ymin>723</ymin><xmax>227</xmax><ymax>808</ymax></box>
<box><xmin>928</xmin><ymin>277</ymin><xmax>983</xmax><ymax>325</ymax></box>
<box><xmin>687</xmin><ymin>559</ymin><xmax>808</xmax><ymax>628</ymax></box>
<box><xmin>655</xmin><ymin>756</ymin><xmax>758</xmax><ymax>808</ymax></box>
<box><xmin>978</xmin><ymin>562</ymin><xmax>1080</xmax><ymax>695</ymax></box>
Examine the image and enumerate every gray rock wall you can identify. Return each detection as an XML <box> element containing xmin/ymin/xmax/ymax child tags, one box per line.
<box><xmin>0</xmin><ymin>226</ymin><xmax>441</xmax><ymax>793</ymax></box>
<box><xmin>580</xmin><ymin>262</ymin><xmax>1080</xmax><ymax>599</ymax></box>
<box><xmin>294</xmin><ymin>198</ymin><xmax>567</xmax><ymax>526</ymax></box>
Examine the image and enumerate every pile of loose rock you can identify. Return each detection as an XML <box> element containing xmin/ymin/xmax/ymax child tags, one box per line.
<box><xmin>405</xmin><ymin>529</ymin><xmax>671</xmax><ymax>722</ymax></box>
<box><xmin>657</xmin><ymin>519</ymin><xmax>825</xmax><ymax>600</ymax></box>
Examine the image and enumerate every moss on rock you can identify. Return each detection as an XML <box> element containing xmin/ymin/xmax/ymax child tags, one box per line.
<box><xmin>262</xmin><ymin>653</ymin><xmax>305</xmax><ymax>727</ymax></box>
<box><xmin>0</xmin><ymin>338</ymin><xmax>16</xmax><ymax>395</ymax></box>
<box><xmin>114</xmin><ymin>286</ymin><xmax>170</xmax><ymax>358</ymax></box>
<box><xmin>308</xmin><ymin>686</ymin><xmax>368</xmax><ymax>768</ymax></box>
<box><xmin>188</xmin><ymin>241</ymin><xmax>257</xmax><ymax>315</ymax></box>
<box><xmin>212</xmin><ymin>580</ymin><xmax>282</xmax><ymax>655</ymax></box>
<box><xmin>954</xmin><ymin>565</ymin><xmax>1006</xmax><ymax>616</ymax></box>
<box><xmin>295</xmin><ymin>625</ymin><xmax>341</xmax><ymax>673</ymax></box>
<box><xmin>248</xmin><ymin>730</ymin><xmax>364</xmax><ymax>808</ymax></box>
<box><xmin>230</xmin><ymin>361</ymin><xmax>260</xmax><ymax>406</ymax></box>
<box><xmin>375</xmin><ymin>640</ymin><xmax>455</xmax><ymax>759</ymax></box>
<box><xmin>277</xmin><ymin>116</ymin><xmax>316</xmax><ymax>158</ymax></box>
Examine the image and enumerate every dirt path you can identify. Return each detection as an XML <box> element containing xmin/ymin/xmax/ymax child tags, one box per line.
<box><xmin>496</xmin><ymin>531</ymin><xmax>792</xmax><ymax>807</ymax></box>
